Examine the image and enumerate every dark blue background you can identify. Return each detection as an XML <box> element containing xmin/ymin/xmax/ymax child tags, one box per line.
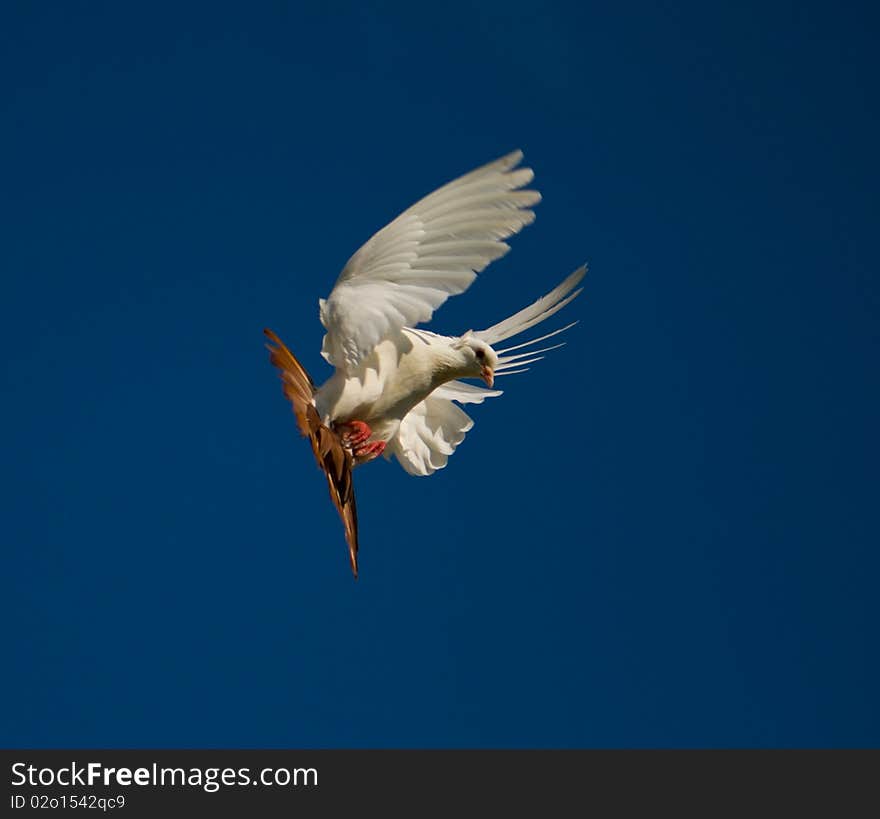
<box><xmin>3</xmin><ymin>1</ymin><xmax>878</xmax><ymax>747</ymax></box>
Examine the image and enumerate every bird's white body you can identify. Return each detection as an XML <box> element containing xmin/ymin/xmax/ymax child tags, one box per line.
<box><xmin>316</xmin><ymin>329</ymin><xmax>465</xmax><ymax>443</ymax></box>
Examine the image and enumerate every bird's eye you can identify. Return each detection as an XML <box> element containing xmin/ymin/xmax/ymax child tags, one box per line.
<box><xmin>475</xmin><ymin>349</ymin><xmax>485</xmax><ymax>361</ymax></box>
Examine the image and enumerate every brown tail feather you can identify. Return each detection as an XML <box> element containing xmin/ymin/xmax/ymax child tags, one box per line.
<box><xmin>264</xmin><ymin>328</ymin><xmax>359</xmax><ymax>579</ymax></box>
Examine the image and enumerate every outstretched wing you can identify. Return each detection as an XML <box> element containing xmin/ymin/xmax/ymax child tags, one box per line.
<box><xmin>319</xmin><ymin>150</ymin><xmax>540</xmax><ymax>371</ymax></box>
<box><xmin>477</xmin><ymin>265</ymin><xmax>587</xmax><ymax>378</ymax></box>
<box><xmin>385</xmin><ymin>380</ymin><xmax>502</xmax><ymax>476</ymax></box>
<box><xmin>264</xmin><ymin>329</ymin><xmax>360</xmax><ymax>579</ymax></box>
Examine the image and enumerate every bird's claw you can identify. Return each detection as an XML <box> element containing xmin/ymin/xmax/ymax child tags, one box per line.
<box><xmin>336</xmin><ymin>421</ymin><xmax>385</xmax><ymax>463</ymax></box>
<box><xmin>335</xmin><ymin>420</ymin><xmax>372</xmax><ymax>448</ymax></box>
<box><xmin>353</xmin><ymin>440</ymin><xmax>386</xmax><ymax>464</ymax></box>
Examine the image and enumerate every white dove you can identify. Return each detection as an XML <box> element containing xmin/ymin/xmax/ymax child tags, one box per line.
<box><xmin>265</xmin><ymin>150</ymin><xmax>585</xmax><ymax>577</ymax></box>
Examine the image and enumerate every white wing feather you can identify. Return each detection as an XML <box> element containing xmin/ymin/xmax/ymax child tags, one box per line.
<box><xmin>382</xmin><ymin>265</ymin><xmax>587</xmax><ymax>476</ymax></box>
<box><xmin>385</xmin><ymin>380</ymin><xmax>502</xmax><ymax>476</ymax></box>
<box><xmin>319</xmin><ymin>151</ymin><xmax>540</xmax><ymax>370</ymax></box>
<box><xmin>476</xmin><ymin>265</ymin><xmax>587</xmax><ymax>347</ymax></box>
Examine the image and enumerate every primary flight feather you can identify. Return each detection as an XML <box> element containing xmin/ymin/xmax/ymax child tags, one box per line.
<box><xmin>265</xmin><ymin>150</ymin><xmax>586</xmax><ymax>577</ymax></box>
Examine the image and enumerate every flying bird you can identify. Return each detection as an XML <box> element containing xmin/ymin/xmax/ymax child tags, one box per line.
<box><xmin>265</xmin><ymin>151</ymin><xmax>585</xmax><ymax>578</ymax></box>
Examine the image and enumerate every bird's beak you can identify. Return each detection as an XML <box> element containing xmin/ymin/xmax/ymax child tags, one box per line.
<box><xmin>481</xmin><ymin>366</ymin><xmax>494</xmax><ymax>388</ymax></box>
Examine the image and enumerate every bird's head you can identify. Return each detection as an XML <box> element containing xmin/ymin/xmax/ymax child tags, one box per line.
<box><xmin>455</xmin><ymin>331</ymin><xmax>498</xmax><ymax>388</ymax></box>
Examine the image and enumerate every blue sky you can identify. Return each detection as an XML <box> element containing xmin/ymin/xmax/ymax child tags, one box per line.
<box><xmin>3</xmin><ymin>1</ymin><xmax>878</xmax><ymax>747</ymax></box>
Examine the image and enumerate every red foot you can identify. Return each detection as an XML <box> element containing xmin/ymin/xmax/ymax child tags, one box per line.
<box><xmin>354</xmin><ymin>440</ymin><xmax>386</xmax><ymax>463</ymax></box>
<box><xmin>335</xmin><ymin>420</ymin><xmax>372</xmax><ymax>447</ymax></box>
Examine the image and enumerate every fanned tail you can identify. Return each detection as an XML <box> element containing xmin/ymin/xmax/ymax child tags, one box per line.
<box><xmin>264</xmin><ymin>328</ymin><xmax>360</xmax><ymax>579</ymax></box>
